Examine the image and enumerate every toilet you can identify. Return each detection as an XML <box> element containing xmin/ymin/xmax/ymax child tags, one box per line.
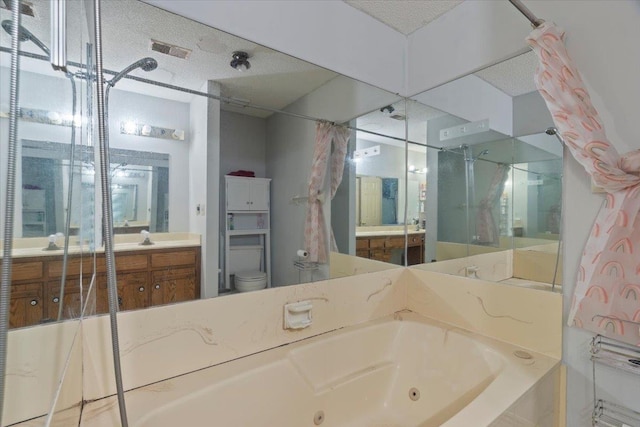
<box><xmin>229</xmin><ymin>245</ymin><xmax>267</xmax><ymax>292</ymax></box>
<box><xmin>234</xmin><ymin>270</ymin><xmax>267</xmax><ymax>292</ymax></box>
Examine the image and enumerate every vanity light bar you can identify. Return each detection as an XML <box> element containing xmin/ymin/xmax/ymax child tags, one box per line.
<box><xmin>119</xmin><ymin>121</ymin><xmax>185</xmax><ymax>141</ymax></box>
<box><xmin>439</xmin><ymin>119</ymin><xmax>490</xmax><ymax>142</ymax></box>
<box><xmin>0</xmin><ymin>107</ymin><xmax>80</xmax><ymax>127</ymax></box>
<box><xmin>353</xmin><ymin>145</ymin><xmax>380</xmax><ymax>160</ymax></box>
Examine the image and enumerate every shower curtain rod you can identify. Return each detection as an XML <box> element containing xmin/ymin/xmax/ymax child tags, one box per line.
<box><xmin>508</xmin><ymin>0</ymin><xmax>543</xmax><ymax>28</ymax></box>
<box><xmin>1</xmin><ymin>46</ymin><xmax>451</xmax><ymax>149</ymax></box>
<box><xmin>2</xmin><ymin>47</ymin><xmax>557</xmax><ymax>168</ymax></box>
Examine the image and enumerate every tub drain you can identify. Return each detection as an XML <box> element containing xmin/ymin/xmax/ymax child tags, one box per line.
<box><xmin>313</xmin><ymin>410</ymin><xmax>325</xmax><ymax>425</ymax></box>
<box><xmin>409</xmin><ymin>387</ymin><xmax>420</xmax><ymax>401</ymax></box>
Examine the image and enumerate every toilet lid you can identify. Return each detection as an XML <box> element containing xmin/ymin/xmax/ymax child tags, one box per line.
<box><xmin>235</xmin><ymin>270</ymin><xmax>267</xmax><ymax>281</ymax></box>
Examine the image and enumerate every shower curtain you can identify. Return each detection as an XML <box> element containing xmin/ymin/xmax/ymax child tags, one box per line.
<box><xmin>304</xmin><ymin>122</ymin><xmax>350</xmax><ymax>263</ymax></box>
<box><xmin>527</xmin><ymin>22</ymin><xmax>640</xmax><ymax>346</ymax></box>
<box><xmin>476</xmin><ymin>164</ymin><xmax>510</xmax><ymax>246</ymax></box>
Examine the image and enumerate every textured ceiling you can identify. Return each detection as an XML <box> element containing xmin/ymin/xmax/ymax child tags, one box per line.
<box><xmin>356</xmin><ymin>99</ymin><xmax>447</xmax><ymax>146</ymax></box>
<box><xmin>0</xmin><ymin>0</ymin><xmax>339</xmax><ymax>117</ymax></box>
<box><xmin>345</xmin><ymin>0</ymin><xmax>463</xmax><ymax>35</ymax></box>
<box><xmin>474</xmin><ymin>51</ymin><xmax>538</xmax><ymax>97</ymax></box>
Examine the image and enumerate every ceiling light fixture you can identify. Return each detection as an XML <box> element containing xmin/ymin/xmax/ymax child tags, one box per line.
<box><xmin>380</xmin><ymin>105</ymin><xmax>395</xmax><ymax>116</ymax></box>
<box><xmin>230</xmin><ymin>51</ymin><xmax>251</xmax><ymax>72</ymax></box>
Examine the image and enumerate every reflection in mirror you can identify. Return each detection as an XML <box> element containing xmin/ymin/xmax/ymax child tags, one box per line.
<box><xmin>333</xmin><ymin>100</ymin><xmax>423</xmax><ymax>267</ymax></box>
<box><xmin>1</xmin><ymin>0</ymin><xmax>404</xmax><ymax>331</ymax></box>
<box><xmin>20</xmin><ymin>141</ymin><xmax>170</xmax><ymax>238</ymax></box>
<box><xmin>408</xmin><ymin>51</ymin><xmax>563</xmax><ymax>291</ymax></box>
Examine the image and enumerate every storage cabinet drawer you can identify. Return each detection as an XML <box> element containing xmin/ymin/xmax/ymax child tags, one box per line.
<box><xmin>12</xmin><ymin>261</ymin><xmax>43</xmax><ymax>281</ymax></box>
<box><xmin>408</xmin><ymin>235</ymin><xmax>424</xmax><ymax>246</ymax></box>
<box><xmin>151</xmin><ymin>250</ymin><xmax>196</xmax><ymax>268</ymax></box>
<box><xmin>48</xmin><ymin>257</ymin><xmax>93</xmax><ymax>278</ymax></box>
<box><xmin>96</xmin><ymin>254</ymin><xmax>148</xmax><ymax>273</ymax></box>
<box><xmin>369</xmin><ymin>238</ymin><xmax>386</xmax><ymax>249</ymax></box>
<box><xmin>356</xmin><ymin>238</ymin><xmax>369</xmax><ymax>249</ymax></box>
<box><xmin>386</xmin><ymin>236</ymin><xmax>405</xmax><ymax>249</ymax></box>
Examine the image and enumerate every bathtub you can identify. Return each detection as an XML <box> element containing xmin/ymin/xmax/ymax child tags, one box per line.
<box><xmin>81</xmin><ymin>312</ymin><xmax>559</xmax><ymax>427</ymax></box>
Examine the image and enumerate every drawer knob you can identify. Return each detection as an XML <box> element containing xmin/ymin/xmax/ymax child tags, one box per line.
<box><xmin>154</xmin><ymin>284</ymin><xmax>160</xmax><ymax>290</ymax></box>
<box><xmin>138</xmin><ymin>286</ymin><xmax>145</xmax><ymax>292</ymax></box>
<box><xmin>30</xmin><ymin>299</ymin><xmax>38</xmax><ymax>306</ymax></box>
<box><xmin>52</xmin><ymin>297</ymin><xmax>59</xmax><ymax>303</ymax></box>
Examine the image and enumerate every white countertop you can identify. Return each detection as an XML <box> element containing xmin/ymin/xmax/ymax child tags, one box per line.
<box><xmin>2</xmin><ymin>232</ymin><xmax>201</xmax><ymax>259</ymax></box>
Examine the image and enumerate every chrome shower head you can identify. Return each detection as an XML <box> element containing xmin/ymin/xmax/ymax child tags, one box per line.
<box><xmin>108</xmin><ymin>57</ymin><xmax>158</xmax><ymax>87</ymax></box>
<box><xmin>1</xmin><ymin>20</ymin><xmax>49</xmax><ymax>55</ymax></box>
<box><xmin>477</xmin><ymin>149</ymin><xmax>490</xmax><ymax>157</ymax></box>
<box><xmin>545</xmin><ymin>127</ymin><xmax>565</xmax><ymax>145</ymax></box>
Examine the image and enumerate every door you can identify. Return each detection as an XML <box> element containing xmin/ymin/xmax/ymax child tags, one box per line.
<box><xmin>226</xmin><ymin>178</ymin><xmax>252</xmax><ymax>211</ymax></box>
<box><xmin>9</xmin><ymin>283</ymin><xmax>43</xmax><ymax>328</ymax></box>
<box><xmin>359</xmin><ymin>176</ymin><xmax>382</xmax><ymax>226</ymax></box>
<box><xmin>151</xmin><ymin>268</ymin><xmax>197</xmax><ymax>306</ymax></box>
<box><xmin>249</xmin><ymin>179</ymin><xmax>270</xmax><ymax>211</ymax></box>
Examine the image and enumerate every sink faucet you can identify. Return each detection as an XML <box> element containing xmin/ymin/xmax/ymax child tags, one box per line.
<box><xmin>139</xmin><ymin>230</ymin><xmax>154</xmax><ymax>246</ymax></box>
<box><xmin>43</xmin><ymin>232</ymin><xmax>64</xmax><ymax>251</ymax></box>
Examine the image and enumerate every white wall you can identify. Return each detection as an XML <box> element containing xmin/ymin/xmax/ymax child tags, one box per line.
<box><xmin>219</xmin><ymin>111</ymin><xmax>267</xmax><ymax>179</ymax></box>
<box><xmin>408</xmin><ymin>2</ymin><xmax>640</xmax><ymax>425</ymax></box>
<box><xmin>412</xmin><ymin>74</ymin><xmax>513</xmax><ymax>137</ymax></box>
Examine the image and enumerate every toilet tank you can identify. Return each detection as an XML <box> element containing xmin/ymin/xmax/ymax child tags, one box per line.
<box><xmin>229</xmin><ymin>245</ymin><xmax>264</xmax><ymax>273</ymax></box>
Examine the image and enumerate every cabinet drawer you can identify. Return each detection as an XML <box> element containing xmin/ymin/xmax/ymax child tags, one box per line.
<box><xmin>408</xmin><ymin>235</ymin><xmax>424</xmax><ymax>246</ymax></box>
<box><xmin>12</xmin><ymin>261</ymin><xmax>43</xmax><ymax>281</ymax></box>
<box><xmin>48</xmin><ymin>257</ymin><xmax>93</xmax><ymax>278</ymax></box>
<box><xmin>356</xmin><ymin>238</ymin><xmax>369</xmax><ymax>249</ymax></box>
<box><xmin>369</xmin><ymin>238</ymin><xmax>386</xmax><ymax>249</ymax></box>
<box><xmin>386</xmin><ymin>237</ymin><xmax>405</xmax><ymax>249</ymax></box>
<box><xmin>151</xmin><ymin>250</ymin><xmax>196</xmax><ymax>268</ymax></box>
<box><xmin>96</xmin><ymin>254</ymin><xmax>148</xmax><ymax>273</ymax></box>
<box><xmin>152</xmin><ymin>267</ymin><xmax>195</xmax><ymax>282</ymax></box>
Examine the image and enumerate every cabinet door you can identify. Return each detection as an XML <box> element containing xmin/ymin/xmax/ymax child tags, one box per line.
<box><xmin>97</xmin><ymin>272</ymin><xmax>149</xmax><ymax>313</ymax></box>
<box><xmin>249</xmin><ymin>180</ymin><xmax>270</xmax><ymax>211</ymax></box>
<box><xmin>226</xmin><ymin>178</ymin><xmax>252</xmax><ymax>211</ymax></box>
<box><xmin>151</xmin><ymin>267</ymin><xmax>197</xmax><ymax>306</ymax></box>
<box><xmin>46</xmin><ymin>277</ymin><xmax>92</xmax><ymax>321</ymax></box>
<box><xmin>10</xmin><ymin>283</ymin><xmax>43</xmax><ymax>328</ymax></box>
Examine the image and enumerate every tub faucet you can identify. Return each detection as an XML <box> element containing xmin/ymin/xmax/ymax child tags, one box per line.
<box><xmin>43</xmin><ymin>232</ymin><xmax>64</xmax><ymax>251</ymax></box>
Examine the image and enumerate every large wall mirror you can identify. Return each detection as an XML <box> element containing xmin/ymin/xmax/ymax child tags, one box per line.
<box><xmin>408</xmin><ymin>51</ymin><xmax>563</xmax><ymax>291</ymax></box>
<box><xmin>2</xmin><ymin>0</ymin><xmax>404</xmax><ymax>332</ymax></box>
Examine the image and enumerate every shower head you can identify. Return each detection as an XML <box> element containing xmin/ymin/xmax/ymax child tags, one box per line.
<box><xmin>108</xmin><ymin>57</ymin><xmax>158</xmax><ymax>87</ymax></box>
<box><xmin>545</xmin><ymin>127</ymin><xmax>565</xmax><ymax>145</ymax></box>
<box><xmin>1</xmin><ymin>20</ymin><xmax>49</xmax><ymax>55</ymax></box>
<box><xmin>470</xmin><ymin>149</ymin><xmax>489</xmax><ymax>162</ymax></box>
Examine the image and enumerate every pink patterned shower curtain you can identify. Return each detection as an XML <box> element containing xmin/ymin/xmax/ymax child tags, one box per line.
<box><xmin>476</xmin><ymin>164</ymin><xmax>510</xmax><ymax>245</ymax></box>
<box><xmin>304</xmin><ymin>122</ymin><xmax>351</xmax><ymax>263</ymax></box>
<box><xmin>527</xmin><ymin>23</ymin><xmax>640</xmax><ymax>346</ymax></box>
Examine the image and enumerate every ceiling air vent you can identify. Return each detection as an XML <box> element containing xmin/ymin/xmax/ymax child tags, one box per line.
<box><xmin>150</xmin><ymin>39</ymin><xmax>191</xmax><ymax>60</ymax></box>
<box><xmin>1</xmin><ymin>0</ymin><xmax>36</xmax><ymax>17</ymax></box>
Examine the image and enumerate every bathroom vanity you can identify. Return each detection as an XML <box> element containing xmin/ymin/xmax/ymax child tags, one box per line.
<box><xmin>356</xmin><ymin>229</ymin><xmax>425</xmax><ymax>265</ymax></box>
<box><xmin>7</xmin><ymin>239</ymin><xmax>201</xmax><ymax>329</ymax></box>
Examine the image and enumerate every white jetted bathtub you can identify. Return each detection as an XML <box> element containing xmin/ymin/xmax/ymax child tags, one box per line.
<box><xmin>81</xmin><ymin>312</ymin><xmax>559</xmax><ymax>427</ymax></box>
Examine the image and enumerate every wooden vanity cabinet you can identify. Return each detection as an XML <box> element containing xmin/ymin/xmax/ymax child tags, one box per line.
<box><xmin>8</xmin><ymin>246</ymin><xmax>201</xmax><ymax>329</ymax></box>
<box><xmin>356</xmin><ymin>233</ymin><xmax>425</xmax><ymax>265</ymax></box>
